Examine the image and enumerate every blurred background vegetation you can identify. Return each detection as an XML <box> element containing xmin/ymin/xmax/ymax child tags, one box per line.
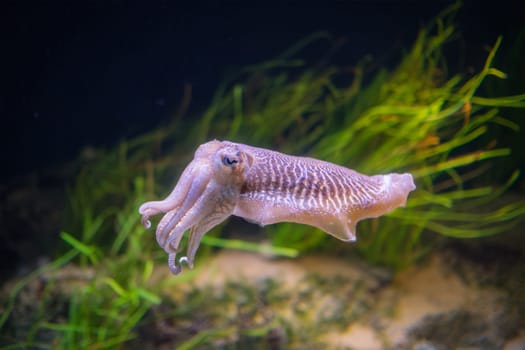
<box><xmin>1</xmin><ymin>3</ymin><xmax>524</xmax><ymax>349</ymax></box>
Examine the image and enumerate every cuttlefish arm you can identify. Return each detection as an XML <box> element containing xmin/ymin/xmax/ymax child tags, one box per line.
<box><xmin>139</xmin><ymin>140</ymin><xmax>251</xmax><ymax>274</ymax></box>
<box><xmin>139</xmin><ymin>140</ymin><xmax>416</xmax><ymax>275</ymax></box>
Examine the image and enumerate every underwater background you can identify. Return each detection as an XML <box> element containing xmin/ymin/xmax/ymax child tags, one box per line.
<box><xmin>1</xmin><ymin>1</ymin><xmax>525</xmax><ymax>349</ymax></box>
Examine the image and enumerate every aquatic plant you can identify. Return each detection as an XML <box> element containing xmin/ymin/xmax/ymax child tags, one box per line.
<box><xmin>0</xmin><ymin>173</ymin><xmax>161</xmax><ymax>348</ymax></box>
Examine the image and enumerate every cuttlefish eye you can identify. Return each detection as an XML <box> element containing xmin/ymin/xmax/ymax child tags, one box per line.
<box><xmin>222</xmin><ymin>154</ymin><xmax>240</xmax><ymax>167</ymax></box>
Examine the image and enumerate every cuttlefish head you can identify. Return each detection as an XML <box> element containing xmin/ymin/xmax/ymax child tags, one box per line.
<box><xmin>138</xmin><ymin>140</ymin><xmax>253</xmax><ymax>274</ymax></box>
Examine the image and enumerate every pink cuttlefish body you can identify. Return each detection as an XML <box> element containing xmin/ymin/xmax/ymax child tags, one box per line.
<box><xmin>139</xmin><ymin>140</ymin><xmax>416</xmax><ymax>274</ymax></box>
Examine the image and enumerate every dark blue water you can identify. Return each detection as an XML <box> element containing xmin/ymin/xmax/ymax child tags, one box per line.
<box><xmin>1</xmin><ymin>0</ymin><xmax>523</xmax><ymax>181</ymax></box>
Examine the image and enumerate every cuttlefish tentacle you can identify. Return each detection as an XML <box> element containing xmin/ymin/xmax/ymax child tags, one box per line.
<box><xmin>139</xmin><ymin>139</ymin><xmax>416</xmax><ymax>275</ymax></box>
<box><xmin>162</xmin><ymin>181</ymin><xmax>237</xmax><ymax>273</ymax></box>
<box><xmin>184</xmin><ymin>196</ymin><xmax>237</xmax><ymax>269</ymax></box>
<box><xmin>139</xmin><ymin>163</ymin><xmax>197</xmax><ymax>229</ymax></box>
<box><xmin>139</xmin><ymin>140</ymin><xmax>248</xmax><ymax>274</ymax></box>
<box><xmin>168</xmin><ymin>197</ymin><xmax>235</xmax><ymax>273</ymax></box>
<box><xmin>154</xmin><ymin>170</ymin><xmax>211</xmax><ymax>247</ymax></box>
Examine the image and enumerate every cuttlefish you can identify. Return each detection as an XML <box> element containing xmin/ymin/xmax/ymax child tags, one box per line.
<box><xmin>139</xmin><ymin>140</ymin><xmax>416</xmax><ymax>274</ymax></box>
